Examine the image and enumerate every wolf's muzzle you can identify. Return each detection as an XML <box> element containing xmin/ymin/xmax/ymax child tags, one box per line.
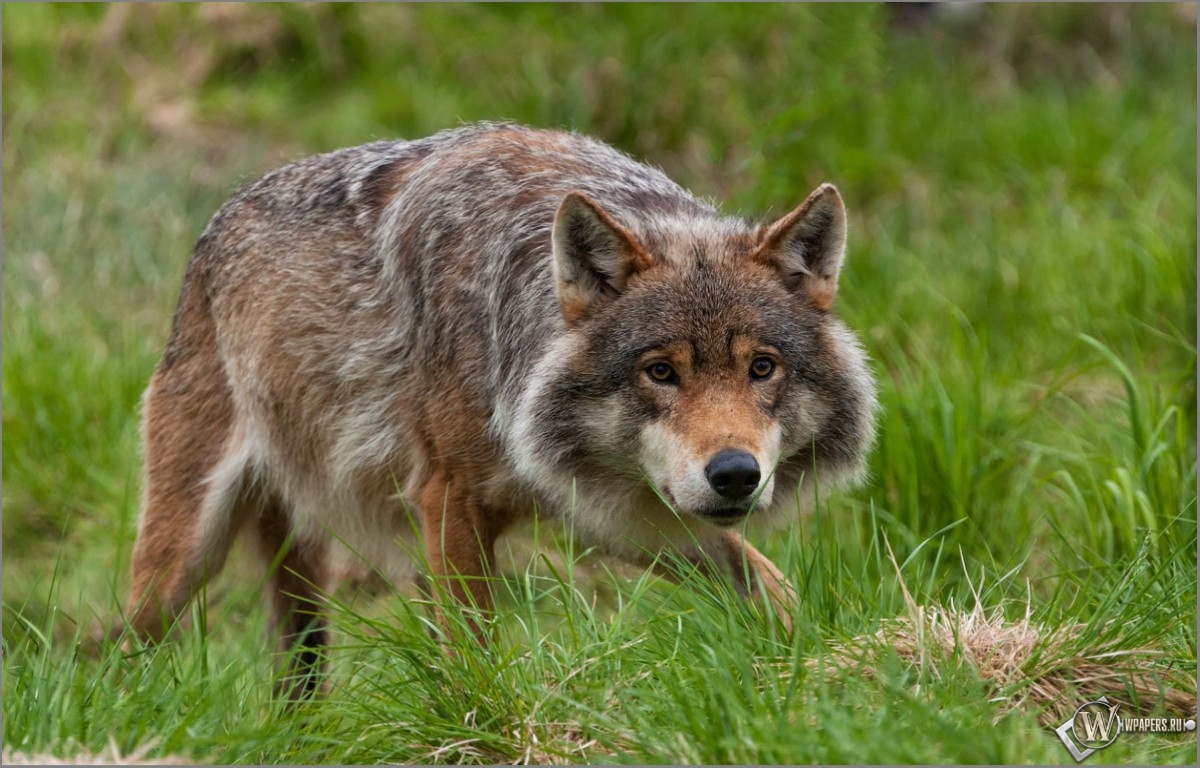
<box><xmin>705</xmin><ymin>450</ymin><xmax>761</xmax><ymax>499</ymax></box>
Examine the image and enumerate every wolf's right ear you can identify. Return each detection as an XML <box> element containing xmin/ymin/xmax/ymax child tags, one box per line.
<box><xmin>752</xmin><ymin>183</ymin><xmax>848</xmax><ymax>311</ymax></box>
<box><xmin>552</xmin><ymin>192</ymin><xmax>653</xmax><ymax>325</ymax></box>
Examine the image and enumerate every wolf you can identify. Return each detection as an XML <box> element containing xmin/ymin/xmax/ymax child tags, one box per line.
<box><xmin>124</xmin><ymin>123</ymin><xmax>877</xmax><ymax>696</ymax></box>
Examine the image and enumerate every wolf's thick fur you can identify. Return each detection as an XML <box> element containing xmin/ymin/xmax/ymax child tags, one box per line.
<box><xmin>126</xmin><ymin>123</ymin><xmax>876</xmax><ymax>695</ymax></box>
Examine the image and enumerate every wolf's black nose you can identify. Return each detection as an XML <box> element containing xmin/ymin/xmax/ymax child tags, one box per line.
<box><xmin>705</xmin><ymin>450</ymin><xmax>761</xmax><ymax>499</ymax></box>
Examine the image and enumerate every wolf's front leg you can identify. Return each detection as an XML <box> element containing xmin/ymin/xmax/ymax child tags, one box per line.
<box><xmin>417</xmin><ymin>468</ymin><xmax>500</xmax><ymax>644</ymax></box>
<box><xmin>664</xmin><ymin>530</ymin><xmax>798</xmax><ymax>631</ymax></box>
<box><xmin>720</xmin><ymin>530</ymin><xmax>797</xmax><ymax>630</ymax></box>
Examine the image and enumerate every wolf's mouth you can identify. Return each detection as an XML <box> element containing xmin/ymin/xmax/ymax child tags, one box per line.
<box><xmin>658</xmin><ymin>486</ymin><xmax>752</xmax><ymax>527</ymax></box>
<box><xmin>700</xmin><ymin>507</ymin><xmax>752</xmax><ymax>527</ymax></box>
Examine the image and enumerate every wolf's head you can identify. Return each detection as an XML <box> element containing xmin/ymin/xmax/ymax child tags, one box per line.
<box><xmin>511</xmin><ymin>184</ymin><xmax>876</xmax><ymax>531</ymax></box>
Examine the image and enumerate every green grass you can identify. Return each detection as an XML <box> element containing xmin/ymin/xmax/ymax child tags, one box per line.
<box><xmin>3</xmin><ymin>3</ymin><xmax>1195</xmax><ymax>764</ymax></box>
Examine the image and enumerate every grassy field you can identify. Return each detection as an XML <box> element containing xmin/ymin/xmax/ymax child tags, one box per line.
<box><xmin>2</xmin><ymin>3</ymin><xmax>1196</xmax><ymax>764</ymax></box>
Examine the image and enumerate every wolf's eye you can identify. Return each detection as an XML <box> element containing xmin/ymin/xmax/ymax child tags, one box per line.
<box><xmin>749</xmin><ymin>357</ymin><xmax>776</xmax><ymax>380</ymax></box>
<box><xmin>646</xmin><ymin>362</ymin><xmax>679</xmax><ymax>385</ymax></box>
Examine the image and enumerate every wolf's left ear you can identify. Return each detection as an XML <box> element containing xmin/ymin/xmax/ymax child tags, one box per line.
<box><xmin>552</xmin><ymin>192</ymin><xmax>653</xmax><ymax>325</ymax></box>
<box><xmin>753</xmin><ymin>183</ymin><xmax>847</xmax><ymax>311</ymax></box>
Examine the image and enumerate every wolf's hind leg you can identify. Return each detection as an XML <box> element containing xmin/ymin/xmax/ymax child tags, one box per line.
<box><xmin>124</xmin><ymin>362</ymin><xmax>246</xmax><ymax>642</ymax></box>
<box><xmin>252</xmin><ymin>498</ymin><xmax>329</xmax><ymax>701</ymax></box>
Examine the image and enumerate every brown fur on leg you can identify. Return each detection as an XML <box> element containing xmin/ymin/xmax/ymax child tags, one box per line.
<box><xmin>417</xmin><ymin>467</ymin><xmax>500</xmax><ymax>644</ymax></box>
<box><xmin>125</xmin><ymin>282</ymin><xmax>243</xmax><ymax>642</ymax></box>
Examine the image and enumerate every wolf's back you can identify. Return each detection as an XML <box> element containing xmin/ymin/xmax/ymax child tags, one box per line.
<box><xmin>185</xmin><ymin>124</ymin><xmax>710</xmax><ymax>368</ymax></box>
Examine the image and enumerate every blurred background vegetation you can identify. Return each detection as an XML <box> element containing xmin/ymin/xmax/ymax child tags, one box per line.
<box><xmin>1</xmin><ymin>4</ymin><xmax>1195</xmax><ymax>762</ymax></box>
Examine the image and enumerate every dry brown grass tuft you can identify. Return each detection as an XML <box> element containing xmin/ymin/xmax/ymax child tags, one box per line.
<box><xmin>815</xmin><ymin>600</ymin><xmax>1195</xmax><ymax>726</ymax></box>
<box><xmin>809</xmin><ymin>542</ymin><xmax>1196</xmax><ymax>726</ymax></box>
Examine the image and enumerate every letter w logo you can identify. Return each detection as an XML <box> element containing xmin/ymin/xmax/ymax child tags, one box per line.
<box><xmin>1056</xmin><ymin>696</ymin><xmax>1124</xmax><ymax>761</ymax></box>
<box><xmin>1078</xmin><ymin>701</ymin><xmax>1122</xmax><ymax>743</ymax></box>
